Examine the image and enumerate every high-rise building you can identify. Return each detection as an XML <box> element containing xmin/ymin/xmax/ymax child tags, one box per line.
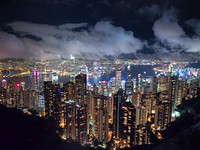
<box><xmin>44</xmin><ymin>81</ymin><xmax>53</xmax><ymax>117</ymax></box>
<box><xmin>44</xmin><ymin>81</ymin><xmax>61</xmax><ymax>126</ymax></box>
<box><xmin>110</xmin><ymin>77</ymin><xmax>116</xmax><ymax>95</ymax></box>
<box><xmin>113</xmin><ymin>88</ymin><xmax>136</xmax><ymax>148</ymax></box>
<box><xmin>99</xmin><ymin>81</ymin><xmax>109</xmax><ymax>96</ymax></box>
<box><xmin>38</xmin><ymin>94</ymin><xmax>45</xmax><ymax>117</ymax></box>
<box><xmin>125</xmin><ymin>66</ymin><xmax>133</xmax><ymax>95</ymax></box>
<box><xmin>113</xmin><ymin>88</ymin><xmax>126</xmax><ymax>140</ymax></box>
<box><xmin>157</xmin><ymin>75</ymin><xmax>168</xmax><ymax>92</ymax></box>
<box><xmin>134</xmin><ymin>125</ymin><xmax>151</xmax><ymax>145</ymax></box>
<box><xmin>92</xmin><ymin>96</ymin><xmax>109</xmax><ymax>143</ymax></box>
<box><xmin>176</xmin><ymin>78</ymin><xmax>185</xmax><ymax>106</ymax></box>
<box><xmin>75</xmin><ymin>104</ymin><xmax>87</xmax><ymax>144</ymax></box>
<box><xmin>63</xmin><ymin>82</ymin><xmax>75</xmax><ymax>100</ymax></box>
<box><xmin>154</xmin><ymin>92</ymin><xmax>172</xmax><ymax>131</ymax></box>
<box><xmin>66</xmin><ymin>100</ymin><xmax>76</xmax><ymax>140</ymax></box>
<box><xmin>141</xmin><ymin>77</ymin><xmax>153</xmax><ymax>94</ymax></box>
<box><xmin>116</xmin><ymin>71</ymin><xmax>122</xmax><ymax>92</ymax></box>
<box><xmin>75</xmin><ymin>73</ymin><xmax>86</xmax><ymax>104</ymax></box>
<box><xmin>74</xmin><ymin>73</ymin><xmax>87</xmax><ymax>144</ymax></box>
<box><xmin>32</xmin><ymin>68</ymin><xmax>40</xmax><ymax>91</ymax></box>
<box><xmin>168</xmin><ymin>76</ymin><xmax>178</xmax><ymax>114</ymax></box>
<box><xmin>152</xmin><ymin>76</ymin><xmax>158</xmax><ymax>93</ymax></box>
<box><xmin>121</xmin><ymin>101</ymin><xmax>136</xmax><ymax>147</ymax></box>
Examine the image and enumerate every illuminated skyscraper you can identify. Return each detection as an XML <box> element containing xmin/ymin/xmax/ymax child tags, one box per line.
<box><xmin>44</xmin><ymin>81</ymin><xmax>53</xmax><ymax>117</ymax></box>
<box><xmin>154</xmin><ymin>91</ymin><xmax>172</xmax><ymax>131</ymax></box>
<box><xmin>141</xmin><ymin>77</ymin><xmax>153</xmax><ymax>94</ymax></box>
<box><xmin>63</xmin><ymin>82</ymin><xmax>75</xmax><ymax>100</ymax></box>
<box><xmin>113</xmin><ymin>88</ymin><xmax>136</xmax><ymax>148</ymax></box>
<box><xmin>134</xmin><ymin>125</ymin><xmax>151</xmax><ymax>145</ymax></box>
<box><xmin>125</xmin><ymin>65</ymin><xmax>133</xmax><ymax>95</ymax></box>
<box><xmin>32</xmin><ymin>68</ymin><xmax>40</xmax><ymax>91</ymax></box>
<box><xmin>44</xmin><ymin>81</ymin><xmax>61</xmax><ymax>126</ymax></box>
<box><xmin>93</xmin><ymin>96</ymin><xmax>109</xmax><ymax>143</ymax></box>
<box><xmin>30</xmin><ymin>68</ymin><xmax>40</xmax><ymax>111</ymax></box>
<box><xmin>116</xmin><ymin>71</ymin><xmax>122</xmax><ymax>92</ymax></box>
<box><xmin>157</xmin><ymin>75</ymin><xmax>168</xmax><ymax>92</ymax></box>
<box><xmin>121</xmin><ymin>80</ymin><xmax>126</xmax><ymax>90</ymax></box>
<box><xmin>134</xmin><ymin>92</ymin><xmax>155</xmax><ymax>146</ymax></box>
<box><xmin>137</xmin><ymin>74</ymin><xmax>142</xmax><ymax>92</ymax></box>
<box><xmin>74</xmin><ymin>73</ymin><xmax>87</xmax><ymax>144</ymax></box>
<box><xmin>110</xmin><ymin>77</ymin><xmax>116</xmax><ymax>94</ymax></box>
<box><xmin>176</xmin><ymin>78</ymin><xmax>185</xmax><ymax>106</ymax></box>
<box><xmin>168</xmin><ymin>76</ymin><xmax>178</xmax><ymax>114</ymax></box>
<box><xmin>75</xmin><ymin>73</ymin><xmax>86</xmax><ymax>104</ymax></box>
<box><xmin>38</xmin><ymin>94</ymin><xmax>45</xmax><ymax>117</ymax></box>
<box><xmin>99</xmin><ymin>81</ymin><xmax>109</xmax><ymax>96</ymax></box>
<box><xmin>75</xmin><ymin>104</ymin><xmax>87</xmax><ymax>144</ymax></box>
<box><xmin>66</xmin><ymin>100</ymin><xmax>76</xmax><ymax>140</ymax></box>
<box><xmin>152</xmin><ymin>76</ymin><xmax>158</xmax><ymax>93</ymax></box>
<box><xmin>62</xmin><ymin>82</ymin><xmax>75</xmax><ymax>138</ymax></box>
<box><xmin>121</xmin><ymin>101</ymin><xmax>136</xmax><ymax>147</ymax></box>
<box><xmin>113</xmin><ymin>88</ymin><xmax>127</xmax><ymax>139</ymax></box>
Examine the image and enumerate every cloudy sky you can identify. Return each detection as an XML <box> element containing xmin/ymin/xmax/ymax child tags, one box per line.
<box><xmin>0</xmin><ymin>0</ymin><xmax>200</xmax><ymax>60</ymax></box>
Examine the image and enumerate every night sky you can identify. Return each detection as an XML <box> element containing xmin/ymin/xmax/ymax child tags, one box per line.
<box><xmin>0</xmin><ymin>0</ymin><xmax>200</xmax><ymax>60</ymax></box>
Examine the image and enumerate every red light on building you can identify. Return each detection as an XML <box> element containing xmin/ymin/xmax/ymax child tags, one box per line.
<box><xmin>14</xmin><ymin>82</ymin><xmax>21</xmax><ymax>88</ymax></box>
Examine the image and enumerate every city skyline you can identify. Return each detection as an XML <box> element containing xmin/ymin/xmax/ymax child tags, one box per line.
<box><xmin>0</xmin><ymin>1</ymin><xmax>200</xmax><ymax>149</ymax></box>
<box><xmin>0</xmin><ymin>0</ymin><xmax>200</xmax><ymax>60</ymax></box>
<box><xmin>0</xmin><ymin>55</ymin><xmax>200</xmax><ymax>149</ymax></box>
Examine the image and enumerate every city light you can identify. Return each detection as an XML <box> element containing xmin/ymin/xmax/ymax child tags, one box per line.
<box><xmin>0</xmin><ymin>58</ymin><xmax>199</xmax><ymax>149</ymax></box>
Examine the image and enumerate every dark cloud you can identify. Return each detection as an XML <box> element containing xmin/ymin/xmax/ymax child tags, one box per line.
<box><xmin>138</xmin><ymin>4</ymin><xmax>163</xmax><ymax>21</ymax></box>
<box><xmin>186</xmin><ymin>19</ymin><xmax>200</xmax><ymax>36</ymax></box>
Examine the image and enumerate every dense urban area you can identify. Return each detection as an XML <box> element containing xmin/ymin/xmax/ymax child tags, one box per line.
<box><xmin>0</xmin><ymin>57</ymin><xmax>199</xmax><ymax>149</ymax></box>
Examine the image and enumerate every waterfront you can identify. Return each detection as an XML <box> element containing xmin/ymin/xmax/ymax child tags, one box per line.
<box><xmin>1</xmin><ymin>65</ymin><xmax>156</xmax><ymax>88</ymax></box>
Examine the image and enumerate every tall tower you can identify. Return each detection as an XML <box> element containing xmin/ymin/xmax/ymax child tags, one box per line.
<box><xmin>113</xmin><ymin>88</ymin><xmax>136</xmax><ymax>148</ymax></box>
<box><xmin>44</xmin><ymin>81</ymin><xmax>53</xmax><ymax>117</ymax></box>
<box><xmin>75</xmin><ymin>73</ymin><xmax>87</xmax><ymax>144</ymax></box>
<box><xmin>113</xmin><ymin>88</ymin><xmax>127</xmax><ymax>139</ymax></box>
<box><xmin>168</xmin><ymin>76</ymin><xmax>178</xmax><ymax>114</ymax></box>
<box><xmin>176</xmin><ymin>78</ymin><xmax>184</xmax><ymax>106</ymax></box>
<box><xmin>121</xmin><ymin>101</ymin><xmax>136</xmax><ymax>147</ymax></box>
<box><xmin>110</xmin><ymin>77</ymin><xmax>116</xmax><ymax>94</ymax></box>
<box><xmin>75</xmin><ymin>73</ymin><xmax>86</xmax><ymax>104</ymax></box>
<box><xmin>66</xmin><ymin>100</ymin><xmax>76</xmax><ymax>140</ymax></box>
<box><xmin>32</xmin><ymin>68</ymin><xmax>40</xmax><ymax>91</ymax></box>
<box><xmin>116</xmin><ymin>71</ymin><xmax>122</xmax><ymax>92</ymax></box>
<box><xmin>93</xmin><ymin>96</ymin><xmax>109</xmax><ymax>143</ymax></box>
<box><xmin>154</xmin><ymin>91</ymin><xmax>172</xmax><ymax>131</ymax></box>
<box><xmin>125</xmin><ymin>65</ymin><xmax>133</xmax><ymax>95</ymax></box>
<box><xmin>44</xmin><ymin>81</ymin><xmax>61</xmax><ymax>126</ymax></box>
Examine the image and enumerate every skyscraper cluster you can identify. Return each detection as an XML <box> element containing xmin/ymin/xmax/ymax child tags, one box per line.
<box><xmin>42</xmin><ymin>68</ymin><xmax>199</xmax><ymax>148</ymax></box>
<box><xmin>0</xmin><ymin>64</ymin><xmax>199</xmax><ymax>149</ymax></box>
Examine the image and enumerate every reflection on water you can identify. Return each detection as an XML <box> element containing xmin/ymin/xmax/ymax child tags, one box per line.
<box><xmin>2</xmin><ymin>65</ymin><xmax>156</xmax><ymax>88</ymax></box>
